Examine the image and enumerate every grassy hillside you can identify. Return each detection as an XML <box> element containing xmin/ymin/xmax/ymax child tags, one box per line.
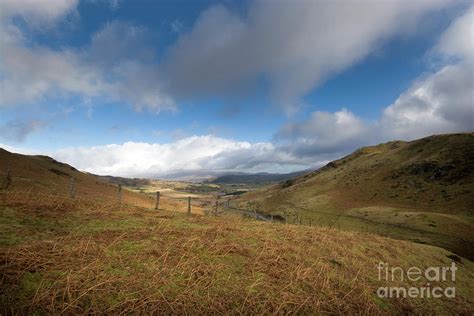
<box><xmin>1</xmin><ymin>193</ymin><xmax>473</xmax><ymax>314</ymax></box>
<box><xmin>0</xmin><ymin>148</ymin><xmax>184</xmax><ymax>211</ymax></box>
<box><xmin>235</xmin><ymin>133</ymin><xmax>474</xmax><ymax>259</ymax></box>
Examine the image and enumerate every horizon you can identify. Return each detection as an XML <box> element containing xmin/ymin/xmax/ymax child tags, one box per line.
<box><xmin>1</xmin><ymin>0</ymin><xmax>473</xmax><ymax>178</ymax></box>
<box><xmin>1</xmin><ymin>132</ymin><xmax>470</xmax><ymax>181</ymax></box>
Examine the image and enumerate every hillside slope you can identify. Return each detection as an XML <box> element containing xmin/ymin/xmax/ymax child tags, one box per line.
<box><xmin>1</xmin><ymin>194</ymin><xmax>473</xmax><ymax>314</ymax></box>
<box><xmin>236</xmin><ymin>133</ymin><xmax>474</xmax><ymax>259</ymax></box>
<box><xmin>0</xmin><ymin>148</ymin><xmax>179</xmax><ymax>210</ymax></box>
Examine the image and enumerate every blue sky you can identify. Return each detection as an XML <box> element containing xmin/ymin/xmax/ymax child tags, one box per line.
<box><xmin>0</xmin><ymin>0</ymin><xmax>472</xmax><ymax>178</ymax></box>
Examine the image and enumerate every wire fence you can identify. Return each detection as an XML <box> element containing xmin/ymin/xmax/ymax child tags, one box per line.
<box><xmin>0</xmin><ymin>170</ymin><xmax>217</xmax><ymax>216</ymax></box>
<box><xmin>0</xmin><ymin>168</ymin><xmax>318</xmax><ymax>226</ymax></box>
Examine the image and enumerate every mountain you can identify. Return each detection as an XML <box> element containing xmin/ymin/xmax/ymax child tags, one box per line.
<box><xmin>206</xmin><ymin>170</ymin><xmax>311</xmax><ymax>184</ymax></box>
<box><xmin>235</xmin><ymin>133</ymin><xmax>474</xmax><ymax>259</ymax></box>
<box><xmin>90</xmin><ymin>174</ymin><xmax>152</xmax><ymax>187</ymax></box>
<box><xmin>156</xmin><ymin>170</ymin><xmax>248</xmax><ymax>182</ymax></box>
<box><xmin>144</xmin><ymin>170</ymin><xmax>311</xmax><ymax>183</ymax></box>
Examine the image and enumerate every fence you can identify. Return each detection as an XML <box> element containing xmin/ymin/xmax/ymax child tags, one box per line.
<box><xmin>221</xmin><ymin>202</ymin><xmax>319</xmax><ymax>226</ymax></box>
<box><xmin>0</xmin><ymin>168</ymin><xmax>322</xmax><ymax>226</ymax></box>
<box><xmin>0</xmin><ymin>169</ymin><xmax>216</xmax><ymax>216</ymax></box>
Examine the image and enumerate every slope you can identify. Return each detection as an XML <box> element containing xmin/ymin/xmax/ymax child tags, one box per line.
<box><xmin>1</xmin><ymin>193</ymin><xmax>473</xmax><ymax>313</ymax></box>
<box><xmin>235</xmin><ymin>133</ymin><xmax>474</xmax><ymax>259</ymax></box>
<box><xmin>0</xmin><ymin>148</ymin><xmax>179</xmax><ymax>210</ymax></box>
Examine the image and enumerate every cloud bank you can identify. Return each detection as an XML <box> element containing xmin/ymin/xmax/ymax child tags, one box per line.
<box><xmin>0</xmin><ymin>2</ymin><xmax>174</xmax><ymax>112</ymax></box>
<box><xmin>0</xmin><ymin>0</ymin><xmax>456</xmax><ymax>114</ymax></box>
<box><xmin>162</xmin><ymin>0</ymin><xmax>454</xmax><ymax>113</ymax></box>
<box><xmin>276</xmin><ymin>5</ymin><xmax>473</xmax><ymax>158</ymax></box>
<box><xmin>33</xmin><ymin>136</ymin><xmax>308</xmax><ymax>178</ymax></box>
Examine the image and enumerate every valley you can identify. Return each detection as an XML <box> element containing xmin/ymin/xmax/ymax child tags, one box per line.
<box><xmin>1</xmin><ymin>133</ymin><xmax>473</xmax><ymax>313</ymax></box>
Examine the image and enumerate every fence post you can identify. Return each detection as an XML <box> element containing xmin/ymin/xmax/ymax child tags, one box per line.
<box><xmin>69</xmin><ymin>176</ymin><xmax>75</xmax><ymax>198</ymax></box>
<box><xmin>270</xmin><ymin>214</ymin><xmax>274</xmax><ymax>222</ymax></box>
<box><xmin>155</xmin><ymin>191</ymin><xmax>160</xmax><ymax>210</ymax></box>
<box><xmin>253</xmin><ymin>209</ymin><xmax>257</xmax><ymax>220</ymax></box>
<box><xmin>284</xmin><ymin>211</ymin><xmax>288</xmax><ymax>224</ymax></box>
<box><xmin>187</xmin><ymin>196</ymin><xmax>191</xmax><ymax>215</ymax></box>
<box><xmin>5</xmin><ymin>168</ymin><xmax>11</xmax><ymax>189</ymax></box>
<box><xmin>117</xmin><ymin>185</ymin><xmax>122</xmax><ymax>205</ymax></box>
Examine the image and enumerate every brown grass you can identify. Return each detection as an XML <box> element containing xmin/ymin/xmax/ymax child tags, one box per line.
<box><xmin>1</xmin><ymin>192</ymin><xmax>473</xmax><ymax>314</ymax></box>
<box><xmin>235</xmin><ymin>133</ymin><xmax>474</xmax><ymax>259</ymax></box>
<box><xmin>0</xmin><ymin>147</ymin><xmax>209</xmax><ymax>215</ymax></box>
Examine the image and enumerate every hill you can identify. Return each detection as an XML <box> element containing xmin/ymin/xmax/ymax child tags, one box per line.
<box><xmin>91</xmin><ymin>174</ymin><xmax>194</xmax><ymax>192</ymax></box>
<box><xmin>206</xmin><ymin>170</ymin><xmax>310</xmax><ymax>184</ymax></box>
<box><xmin>90</xmin><ymin>174</ymin><xmax>153</xmax><ymax>187</ymax></box>
<box><xmin>0</xmin><ymin>148</ymin><xmax>181</xmax><ymax>211</ymax></box>
<box><xmin>235</xmin><ymin>133</ymin><xmax>474</xmax><ymax>259</ymax></box>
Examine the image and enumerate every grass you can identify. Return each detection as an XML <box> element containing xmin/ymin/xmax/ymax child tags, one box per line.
<box><xmin>235</xmin><ymin>133</ymin><xmax>474</xmax><ymax>260</ymax></box>
<box><xmin>1</xmin><ymin>192</ymin><xmax>473</xmax><ymax>314</ymax></box>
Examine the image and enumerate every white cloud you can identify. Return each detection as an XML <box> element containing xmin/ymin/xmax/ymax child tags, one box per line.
<box><xmin>276</xmin><ymin>109</ymin><xmax>371</xmax><ymax>157</ymax></box>
<box><xmin>381</xmin><ymin>5</ymin><xmax>474</xmax><ymax>140</ymax></box>
<box><xmin>162</xmin><ymin>0</ymin><xmax>454</xmax><ymax>113</ymax></box>
<box><xmin>436</xmin><ymin>5</ymin><xmax>474</xmax><ymax>62</ymax></box>
<box><xmin>47</xmin><ymin>136</ymin><xmax>308</xmax><ymax>177</ymax></box>
<box><xmin>0</xmin><ymin>8</ymin><xmax>175</xmax><ymax>113</ymax></box>
<box><xmin>0</xmin><ymin>39</ymin><xmax>106</xmax><ymax>106</ymax></box>
<box><xmin>275</xmin><ymin>4</ymin><xmax>473</xmax><ymax>157</ymax></box>
<box><xmin>381</xmin><ymin>64</ymin><xmax>473</xmax><ymax>140</ymax></box>
<box><xmin>0</xmin><ymin>0</ymin><xmax>78</xmax><ymax>26</ymax></box>
<box><xmin>276</xmin><ymin>62</ymin><xmax>472</xmax><ymax>158</ymax></box>
<box><xmin>0</xmin><ymin>0</ymin><xmax>462</xmax><ymax>116</ymax></box>
<box><xmin>0</xmin><ymin>143</ymin><xmax>40</xmax><ymax>155</ymax></box>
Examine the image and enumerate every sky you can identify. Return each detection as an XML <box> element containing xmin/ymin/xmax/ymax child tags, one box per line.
<box><xmin>0</xmin><ymin>0</ymin><xmax>473</xmax><ymax>178</ymax></box>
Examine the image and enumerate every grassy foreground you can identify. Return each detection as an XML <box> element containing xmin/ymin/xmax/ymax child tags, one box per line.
<box><xmin>1</xmin><ymin>193</ymin><xmax>473</xmax><ymax>314</ymax></box>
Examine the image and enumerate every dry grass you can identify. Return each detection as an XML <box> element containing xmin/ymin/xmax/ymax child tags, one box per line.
<box><xmin>0</xmin><ymin>147</ymin><xmax>209</xmax><ymax>215</ymax></box>
<box><xmin>1</xmin><ymin>192</ymin><xmax>473</xmax><ymax>314</ymax></box>
<box><xmin>235</xmin><ymin>133</ymin><xmax>474</xmax><ymax>260</ymax></box>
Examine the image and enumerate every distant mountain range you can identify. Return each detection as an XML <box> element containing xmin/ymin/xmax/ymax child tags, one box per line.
<box><xmin>205</xmin><ymin>170</ymin><xmax>311</xmax><ymax>184</ymax></box>
<box><xmin>91</xmin><ymin>170</ymin><xmax>313</xmax><ymax>185</ymax></box>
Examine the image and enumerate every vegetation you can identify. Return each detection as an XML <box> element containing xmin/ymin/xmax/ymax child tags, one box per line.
<box><xmin>1</xmin><ymin>193</ymin><xmax>473</xmax><ymax>314</ymax></box>
<box><xmin>0</xmin><ymin>148</ymin><xmax>208</xmax><ymax>214</ymax></box>
<box><xmin>235</xmin><ymin>133</ymin><xmax>474</xmax><ymax>259</ymax></box>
